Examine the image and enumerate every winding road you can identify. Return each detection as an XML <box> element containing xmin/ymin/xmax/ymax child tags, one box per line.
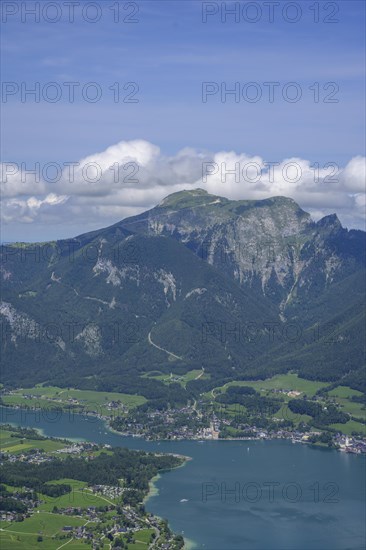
<box><xmin>147</xmin><ymin>331</ymin><xmax>182</xmax><ymax>360</ymax></box>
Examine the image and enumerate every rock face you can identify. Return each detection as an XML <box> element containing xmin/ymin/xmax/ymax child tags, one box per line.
<box><xmin>1</xmin><ymin>190</ymin><xmax>365</xmax><ymax>393</ymax></box>
<box><xmin>120</xmin><ymin>189</ymin><xmax>365</xmax><ymax>313</ymax></box>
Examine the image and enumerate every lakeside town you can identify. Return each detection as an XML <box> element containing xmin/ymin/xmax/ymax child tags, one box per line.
<box><xmin>0</xmin><ymin>427</ymin><xmax>186</xmax><ymax>550</ymax></box>
<box><xmin>1</xmin><ymin>413</ymin><xmax>365</xmax><ymax>549</ymax></box>
<box><xmin>1</xmin><ymin>384</ymin><xmax>366</xmax><ymax>454</ymax></box>
<box><xmin>1</xmin><ymin>386</ymin><xmax>365</xmax><ymax>549</ymax></box>
<box><xmin>111</xmin><ymin>407</ymin><xmax>366</xmax><ymax>454</ymax></box>
<box><xmin>1</xmin><ymin>377</ymin><xmax>365</xmax><ymax>548</ymax></box>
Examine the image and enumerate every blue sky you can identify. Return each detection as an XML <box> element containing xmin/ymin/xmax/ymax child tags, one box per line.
<box><xmin>1</xmin><ymin>0</ymin><xmax>365</xmax><ymax>240</ymax></box>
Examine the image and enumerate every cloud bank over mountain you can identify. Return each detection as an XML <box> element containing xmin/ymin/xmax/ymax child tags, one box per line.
<box><xmin>1</xmin><ymin>139</ymin><xmax>365</xmax><ymax>240</ymax></box>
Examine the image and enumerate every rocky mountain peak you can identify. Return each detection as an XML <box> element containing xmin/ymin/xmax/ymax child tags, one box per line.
<box><xmin>316</xmin><ymin>213</ymin><xmax>342</xmax><ymax>230</ymax></box>
<box><xmin>157</xmin><ymin>188</ymin><xmax>224</xmax><ymax>210</ymax></box>
<box><xmin>1</xmin><ymin>191</ymin><xmax>364</xmax><ymax>392</ymax></box>
<box><xmin>117</xmin><ymin>192</ymin><xmax>363</xmax><ymax>310</ymax></box>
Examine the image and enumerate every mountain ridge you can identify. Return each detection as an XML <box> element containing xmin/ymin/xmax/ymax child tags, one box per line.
<box><xmin>1</xmin><ymin>191</ymin><xmax>365</xmax><ymax>398</ymax></box>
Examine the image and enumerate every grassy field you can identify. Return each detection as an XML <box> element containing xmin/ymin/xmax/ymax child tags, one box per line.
<box><xmin>81</xmin><ymin>448</ymin><xmax>114</xmax><ymax>458</ymax></box>
<box><xmin>206</xmin><ymin>374</ymin><xmax>366</xmax><ymax>435</ymax></box>
<box><xmin>272</xmin><ymin>403</ymin><xmax>312</xmax><ymax>424</ymax></box>
<box><xmin>1</xmin><ymin>501</ymin><xmax>156</xmax><ymax>549</ymax></box>
<box><xmin>143</xmin><ymin>368</ymin><xmax>208</xmax><ymax>387</ymax></box>
<box><xmin>0</xmin><ymin>512</ymin><xmax>86</xmax><ymax>549</ymax></box>
<box><xmin>2</xmin><ymin>484</ymin><xmax>19</xmax><ymax>494</ymax></box>
<box><xmin>209</xmin><ymin>373</ymin><xmax>328</xmax><ymax>399</ymax></box>
<box><xmin>0</xmin><ymin>479</ymin><xmax>111</xmax><ymax>512</ymax></box>
<box><xmin>330</xmin><ymin>420</ymin><xmax>366</xmax><ymax>436</ymax></box>
<box><xmin>328</xmin><ymin>386</ymin><xmax>363</xmax><ymax>398</ymax></box>
<box><xmin>0</xmin><ymin>429</ymin><xmax>66</xmax><ymax>454</ymax></box>
<box><xmin>334</xmin><ymin>399</ymin><xmax>366</xmax><ymax>419</ymax></box>
<box><xmin>1</xmin><ymin>395</ymin><xmax>64</xmax><ymax>410</ymax></box>
<box><xmin>2</xmin><ymin>386</ymin><xmax>146</xmax><ymax>416</ymax></box>
<box><xmin>215</xmin><ymin>400</ymin><xmax>312</xmax><ymax>426</ymax></box>
<box><xmin>326</xmin><ymin>386</ymin><xmax>366</xmax><ymax>421</ymax></box>
<box><xmin>0</xmin><ymin>531</ymin><xmax>58</xmax><ymax>550</ymax></box>
<box><xmin>64</xmin><ymin>541</ymin><xmax>88</xmax><ymax>549</ymax></box>
<box><xmin>37</xmin><ymin>479</ymin><xmax>116</xmax><ymax>511</ymax></box>
<box><xmin>134</xmin><ymin>528</ymin><xmax>155</xmax><ymax>543</ymax></box>
<box><xmin>124</xmin><ymin>541</ymin><xmax>147</xmax><ymax>550</ymax></box>
<box><xmin>121</xmin><ymin>527</ymin><xmax>155</xmax><ymax>549</ymax></box>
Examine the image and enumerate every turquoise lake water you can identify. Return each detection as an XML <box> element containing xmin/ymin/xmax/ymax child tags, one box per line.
<box><xmin>1</xmin><ymin>406</ymin><xmax>365</xmax><ymax>550</ymax></box>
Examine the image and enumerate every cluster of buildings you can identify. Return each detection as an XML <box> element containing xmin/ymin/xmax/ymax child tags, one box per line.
<box><xmin>1</xmin><ymin>449</ymin><xmax>54</xmax><ymax>465</ymax></box>
<box><xmin>336</xmin><ymin>434</ymin><xmax>366</xmax><ymax>454</ymax></box>
<box><xmin>118</xmin><ymin>404</ymin><xmax>208</xmax><ymax>440</ymax></box>
<box><xmin>270</xmin><ymin>388</ymin><xmax>302</xmax><ymax>397</ymax></box>
<box><xmin>0</xmin><ymin>470</ymin><xmax>174</xmax><ymax>548</ymax></box>
<box><xmin>1</xmin><ymin>511</ymin><xmax>18</xmax><ymax>522</ymax></box>
<box><xmin>91</xmin><ymin>484</ymin><xmax>128</xmax><ymax>500</ymax></box>
<box><xmin>55</xmin><ymin>441</ymin><xmax>98</xmax><ymax>455</ymax></box>
<box><xmin>118</xmin><ymin>402</ymin><xmax>366</xmax><ymax>452</ymax></box>
<box><xmin>57</xmin><ymin>502</ymin><xmax>174</xmax><ymax>548</ymax></box>
<box><xmin>106</xmin><ymin>400</ymin><xmax>128</xmax><ymax>413</ymax></box>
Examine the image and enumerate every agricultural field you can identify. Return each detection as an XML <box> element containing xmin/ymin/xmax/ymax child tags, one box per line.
<box><xmin>326</xmin><ymin>386</ymin><xmax>366</xmax><ymax>421</ymax></box>
<box><xmin>37</xmin><ymin>479</ymin><xmax>116</xmax><ymax>511</ymax></box>
<box><xmin>63</xmin><ymin>541</ymin><xmax>88</xmax><ymax>549</ymax></box>
<box><xmin>2</xmin><ymin>484</ymin><xmax>18</xmax><ymax>494</ymax></box>
<box><xmin>0</xmin><ymin>479</ymin><xmax>109</xmax><ymax>516</ymax></box>
<box><xmin>81</xmin><ymin>448</ymin><xmax>114</xmax><ymax>458</ymax></box>
<box><xmin>205</xmin><ymin>374</ymin><xmax>366</xmax><ymax>436</ymax></box>
<box><xmin>0</xmin><ymin>429</ymin><xmax>66</xmax><ymax>454</ymax></box>
<box><xmin>1</xmin><ymin>386</ymin><xmax>146</xmax><ymax>416</ymax></box>
<box><xmin>328</xmin><ymin>386</ymin><xmax>363</xmax><ymax>399</ymax></box>
<box><xmin>335</xmin><ymin>399</ymin><xmax>366</xmax><ymax>419</ymax></box>
<box><xmin>213</xmin><ymin>400</ymin><xmax>311</xmax><ymax>427</ymax></box>
<box><xmin>0</xmin><ymin>512</ymin><xmax>86</xmax><ymax>550</ymax></box>
<box><xmin>143</xmin><ymin>368</ymin><xmax>207</xmax><ymax>387</ymax></box>
<box><xmin>330</xmin><ymin>420</ymin><xmax>366</xmax><ymax>436</ymax></box>
<box><xmin>208</xmin><ymin>373</ymin><xmax>328</xmax><ymax>399</ymax></box>
<box><xmin>1</xmin><ymin>395</ymin><xmax>60</xmax><ymax>411</ymax></box>
<box><xmin>121</xmin><ymin>527</ymin><xmax>155</xmax><ymax>549</ymax></box>
<box><xmin>271</xmin><ymin>403</ymin><xmax>312</xmax><ymax>424</ymax></box>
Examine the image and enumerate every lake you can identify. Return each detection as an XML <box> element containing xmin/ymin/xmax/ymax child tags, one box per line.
<box><xmin>1</xmin><ymin>406</ymin><xmax>365</xmax><ymax>550</ymax></box>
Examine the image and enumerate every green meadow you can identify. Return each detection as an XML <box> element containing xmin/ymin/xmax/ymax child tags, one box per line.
<box><xmin>143</xmin><ymin>368</ymin><xmax>208</xmax><ymax>387</ymax></box>
<box><xmin>0</xmin><ymin>429</ymin><xmax>66</xmax><ymax>454</ymax></box>
<box><xmin>206</xmin><ymin>374</ymin><xmax>366</xmax><ymax>436</ymax></box>
<box><xmin>2</xmin><ymin>386</ymin><xmax>146</xmax><ymax>416</ymax></box>
<box><xmin>39</xmin><ymin>490</ymin><xmax>115</xmax><ymax>512</ymax></box>
<box><xmin>328</xmin><ymin>386</ymin><xmax>363</xmax><ymax>399</ymax></box>
<box><xmin>0</xmin><ymin>512</ymin><xmax>86</xmax><ymax>550</ymax></box>
<box><xmin>330</xmin><ymin>420</ymin><xmax>366</xmax><ymax>436</ymax></box>
<box><xmin>208</xmin><ymin>373</ymin><xmax>328</xmax><ymax>399</ymax></box>
<box><xmin>121</xmin><ymin>527</ymin><xmax>155</xmax><ymax>549</ymax></box>
<box><xmin>335</xmin><ymin>399</ymin><xmax>366</xmax><ymax>419</ymax></box>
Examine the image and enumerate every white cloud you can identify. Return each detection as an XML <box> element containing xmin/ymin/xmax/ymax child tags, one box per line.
<box><xmin>1</xmin><ymin>140</ymin><xmax>365</xmax><ymax>232</ymax></box>
<box><xmin>340</xmin><ymin>156</ymin><xmax>366</xmax><ymax>193</ymax></box>
<box><xmin>0</xmin><ymin>163</ymin><xmax>47</xmax><ymax>198</ymax></box>
<box><xmin>1</xmin><ymin>194</ymin><xmax>68</xmax><ymax>224</ymax></box>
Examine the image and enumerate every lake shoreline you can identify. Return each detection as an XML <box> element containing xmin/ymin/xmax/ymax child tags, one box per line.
<box><xmin>1</xmin><ymin>406</ymin><xmax>195</xmax><ymax>549</ymax></box>
<box><xmin>2</xmin><ymin>402</ymin><xmax>364</xmax><ymax>455</ymax></box>
<box><xmin>144</xmin><ymin>472</ymin><xmax>197</xmax><ymax>550</ymax></box>
<box><xmin>0</xmin><ymin>405</ymin><xmax>364</xmax><ymax>550</ymax></box>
